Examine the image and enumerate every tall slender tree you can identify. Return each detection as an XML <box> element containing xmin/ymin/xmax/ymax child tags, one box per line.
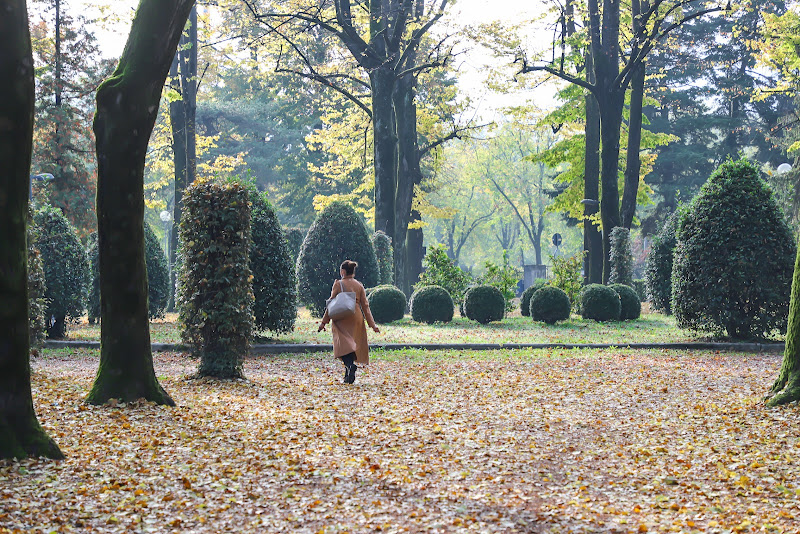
<box><xmin>0</xmin><ymin>0</ymin><xmax>63</xmax><ymax>460</ymax></box>
<box><xmin>86</xmin><ymin>0</ymin><xmax>195</xmax><ymax>405</ymax></box>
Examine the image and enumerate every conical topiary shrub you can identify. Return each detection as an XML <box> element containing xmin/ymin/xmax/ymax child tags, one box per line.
<box><xmin>672</xmin><ymin>158</ymin><xmax>795</xmax><ymax>338</ymax></box>
<box><xmin>248</xmin><ymin>185</ymin><xmax>297</xmax><ymax>334</ymax></box>
<box><xmin>371</xmin><ymin>230</ymin><xmax>394</xmax><ymax>285</ymax></box>
<box><xmin>297</xmin><ymin>202</ymin><xmax>379</xmax><ymax>317</ymax></box>
<box><xmin>34</xmin><ymin>205</ymin><xmax>89</xmax><ymax>339</ymax></box>
<box><xmin>644</xmin><ymin>209</ymin><xmax>682</xmax><ymax>314</ymax></box>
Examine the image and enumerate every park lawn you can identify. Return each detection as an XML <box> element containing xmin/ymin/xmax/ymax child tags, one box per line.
<box><xmin>62</xmin><ymin>307</ymin><xmax>731</xmax><ymax>345</ymax></box>
<box><xmin>3</xmin><ymin>348</ymin><xmax>798</xmax><ymax>533</ymax></box>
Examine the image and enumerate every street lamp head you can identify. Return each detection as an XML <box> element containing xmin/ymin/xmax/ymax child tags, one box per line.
<box><xmin>777</xmin><ymin>163</ymin><xmax>792</xmax><ymax>175</ymax></box>
<box><xmin>160</xmin><ymin>210</ymin><xmax>172</xmax><ymax>222</ymax></box>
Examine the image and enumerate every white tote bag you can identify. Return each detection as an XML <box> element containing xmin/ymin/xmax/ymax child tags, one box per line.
<box><xmin>326</xmin><ymin>279</ymin><xmax>357</xmax><ymax>320</ymax></box>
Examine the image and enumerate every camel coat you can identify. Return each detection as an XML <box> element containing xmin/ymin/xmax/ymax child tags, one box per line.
<box><xmin>321</xmin><ymin>276</ymin><xmax>377</xmax><ymax>365</ymax></box>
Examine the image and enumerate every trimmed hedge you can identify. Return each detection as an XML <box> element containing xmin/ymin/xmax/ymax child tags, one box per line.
<box><xmin>249</xmin><ymin>186</ymin><xmax>297</xmax><ymax>334</ymax></box>
<box><xmin>177</xmin><ymin>181</ymin><xmax>253</xmax><ymax>379</ymax></box>
<box><xmin>87</xmin><ymin>222</ymin><xmax>170</xmax><ymax>322</ymax></box>
<box><xmin>644</xmin><ymin>209</ymin><xmax>681</xmax><ymax>314</ymax></box>
<box><xmin>464</xmin><ymin>285</ymin><xmax>505</xmax><ymax>324</ymax></box>
<box><xmin>520</xmin><ymin>279</ymin><xmax>548</xmax><ymax>317</ymax></box>
<box><xmin>297</xmin><ymin>202</ymin><xmax>379</xmax><ymax>317</ymax></box>
<box><xmin>27</xmin><ymin>211</ymin><xmax>47</xmax><ymax>348</ymax></box>
<box><xmin>368</xmin><ymin>285</ymin><xmax>406</xmax><ymax>324</ymax></box>
<box><xmin>672</xmin><ymin>158</ymin><xmax>795</xmax><ymax>338</ymax></box>
<box><xmin>283</xmin><ymin>227</ymin><xmax>306</xmax><ymax>263</ymax></box>
<box><xmin>371</xmin><ymin>231</ymin><xmax>394</xmax><ymax>285</ymax></box>
<box><xmin>608</xmin><ymin>227</ymin><xmax>633</xmax><ymax>286</ymax></box>
<box><xmin>410</xmin><ymin>285</ymin><xmax>454</xmax><ymax>324</ymax></box>
<box><xmin>580</xmin><ymin>284</ymin><xmax>621</xmax><ymax>322</ymax></box>
<box><xmin>529</xmin><ymin>286</ymin><xmax>571</xmax><ymax>324</ymax></box>
<box><xmin>34</xmin><ymin>205</ymin><xmax>89</xmax><ymax>339</ymax></box>
<box><xmin>144</xmin><ymin>222</ymin><xmax>170</xmax><ymax>319</ymax></box>
<box><xmin>609</xmin><ymin>284</ymin><xmax>641</xmax><ymax>320</ymax></box>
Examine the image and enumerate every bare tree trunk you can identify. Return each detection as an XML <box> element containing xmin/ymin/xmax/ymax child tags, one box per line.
<box><xmin>87</xmin><ymin>0</ymin><xmax>195</xmax><ymax>405</ymax></box>
<box><xmin>0</xmin><ymin>0</ymin><xmax>64</xmax><ymax>460</ymax></box>
<box><xmin>370</xmin><ymin>65</ymin><xmax>398</xmax><ymax>243</ymax></box>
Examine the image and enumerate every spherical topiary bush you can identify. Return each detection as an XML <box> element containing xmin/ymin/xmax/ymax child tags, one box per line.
<box><xmin>609</xmin><ymin>284</ymin><xmax>641</xmax><ymax>320</ymax></box>
<box><xmin>580</xmin><ymin>284</ymin><xmax>621</xmax><ymax>322</ymax></box>
<box><xmin>529</xmin><ymin>286</ymin><xmax>571</xmax><ymax>324</ymax></box>
<box><xmin>297</xmin><ymin>202</ymin><xmax>379</xmax><ymax>317</ymax></box>
<box><xmin>464</xmin><ymin>285</ymin><xmax>505</xmax><ymax>324</ymax></box>
<box><xmin>410</xmin><ymin>285</ymin><xmax>454</xmax><ymax>324</ymax></box>
<box><xmin>672</xmin><ymin>158</ymin><xmax>795</xmax><ymax>338</ymax></box>
<box><xmin>249</xmin><ymin>186</ymin><xmax>297</xmax><ymax>334</ymax></box>
<box><xmin>34</xmin><ymin>205</ymin><xmax>89</xmax><ymax>339</ymax></box>
<box><xmin>144</xmin><ymin>221</ymin><xmax>170</xmax><ymax>319</ymax></box>
<box><xmin>644</xmin><ymin>209</ymin><xmax>681</xmax><ymax>314</ymax></box>
<box><xmin>371</xmin><ymin>230</ymin><xmax>394</xmax><ymax>285</ymax></box>
<box><xmin>368</xmin><ymin>285</ymin><xmax>406</xmax><ymax>324</ymax></box>
<box><xmin>520</xmin><ymin>279</ymin><xmax>548</xmax><ymax>317</ymax></box>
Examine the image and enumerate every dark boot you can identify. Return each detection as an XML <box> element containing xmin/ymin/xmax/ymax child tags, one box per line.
<box><xmin>342</xmin><ymin>352</ymin><xmax>357</xmax><ymax>384</ymax></box>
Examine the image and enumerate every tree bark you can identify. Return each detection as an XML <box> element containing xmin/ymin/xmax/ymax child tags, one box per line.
<box><xmin>597</xmin><ymin>90</ymin><xmax>624</xmax><ymax>283</ymax></box>
<box><xmin>767</xmin><ymin>235</ymin><xmax>800</xmax><ymax>406</ymax></box>
<box><xmin>0</xmin><ymin>0</ymin><xmax>64</xmax><ymax>460</ymax></box>
<box><xmin>87</xmin><ymin>0</ymin><xmax>195</xmax><ymax>405</ymax></box>
<box><xmin>393</xmin><ymin>64</ymin><xmax>423</xmax><ymax>295</ymax></box>
<box><xmin>584</xmin><ymin>56</ymin><xmax>603</xmax><ymax>284</ymax></box>
<box><xmin>621</xmin><ymin>60</ymin><xmax>645</xmax><ymax>230</ymax></box>
<box><xmin>370</xmin><ymin>65</ymin><xmax>398</xmax><ymax>243</ymax></box>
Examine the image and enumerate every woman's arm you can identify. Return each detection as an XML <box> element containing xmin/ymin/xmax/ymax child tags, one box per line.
<box><xmin>359</xmin><ymin>284</ymin><xmax>380</xmax><ymax>333</ymax></box>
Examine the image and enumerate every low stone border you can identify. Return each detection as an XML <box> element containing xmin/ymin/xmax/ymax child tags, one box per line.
<box><xmin>43</xmin><ymin>340</ymin><xmax>785</xmax><ymax>354</ymax></box>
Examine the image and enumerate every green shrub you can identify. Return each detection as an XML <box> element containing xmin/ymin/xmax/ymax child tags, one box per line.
<box><xmin>144</xmin><ymin>222</ymin><xmax>170</xmax><ymax>319</ymax></box>
<box><xmin>416</xmin><ymin>244</ymin><xmax>472</xmax><ymax>305</ymax></box>
<box><xmin>608</xmin><ymin>227</ymin><xmax>633</xmax><ymax>286</ymax></box>
<box><xmin>478</xmin><ymin>251</ymin><xmax>522</xmax><ymax>312</ymax></box>
<box><xmin>464</xmin><ymin>285</ymin><xmax>505</xmax><ymax>324</ymax></box>
<box><xmin>580</xmin><ymin>284</ymin><xmax>621</xmax><ymax>322</ymax></box>
<box><xmin>34</xmin><ymin>205</ymin><xmax>89</xmax><ymax>339</ymax></box>
<box><xmin>87</xmin><ymin>222</ymin><xmax>170</xmax><ymax>322</ymax></box>
<box><xmin>550</xmin><ymin>252</ymin><xmax>584</xmax><ymax>310</ymax></box>
<box><xmin>249</xmin><ymin>186</ymin><xmax>297</xmax><ymax>334</ymax></box>
<box><xmin>672</xmin><ymin>158</ymin><xmax>795</xmax><ymax>338</ymax></box>
<box><xmin>609</xmin><ymin>284</ymin><xmax>641</xmax><ymax>320</ymax></box>
<box><xmin>632</xmin><ymin>279</ymin><xmax>647</xmax><ymax>303</ymax></box>
<box><xmin>644</xmin><ymin>209</ymin><xmax>681</xmax><ymax>314</ymax></box>
<box><xmin>283</xmin><ymin>227</ymin><xmax>306</xmax><ymax>264</ymax></box>
<box><xmin>296</xmin><ymin>202</ymin><xmax>379</xmax><ymax>317</ymax></box>
<box><xmin>27</xmin><ymin>211</ymin><xmax>47</xmax><ymax>349</ymax></box>
<box><xmin>410</xmin><ymin>285</ymin><xmax>454</xmax><ymax>324</ymax></box>
<box><xmin>520</xmin><ymin>278</ymin><xmax>548</xmax><ymax>317</ymax></box>
<box><xmin>368</xmin><ymin>285</ymin><xmax>406</xmax><ymax>324</ymax></box>
<box><xmin>529</xmin><ymin>286</ymin><xmax>571</xmax><ymax>324</ymax></box>
<box><xmin>371</xmin><ymin>231</ymin><xmax>394</xmax><ymax>285</ymax></box>
<box><xmin>86</xmin><ymin>232</ymin><xmax>100</xmax><ymax>324</ymax></box>
<box><xmin>177</xmin><ymin>181</ymin><xmax>253</xmax><ymax>378</ymax></box>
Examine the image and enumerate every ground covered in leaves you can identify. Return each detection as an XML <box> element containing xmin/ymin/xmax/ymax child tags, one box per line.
<box><xmin>2</xmin><ymin>348</ymin><xmax>799</xmax><ymax>533</ymax></box>
<box><xmin>65</xmin><ymin>308</ymin><xmax>722</xmax><ymax>345</ymax></box>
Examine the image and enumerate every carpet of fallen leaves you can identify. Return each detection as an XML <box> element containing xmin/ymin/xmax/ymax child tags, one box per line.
<box><xmin>2</xmin><ymin>348</ymin><xmax>799</xmax><ymax>533</ymax></box>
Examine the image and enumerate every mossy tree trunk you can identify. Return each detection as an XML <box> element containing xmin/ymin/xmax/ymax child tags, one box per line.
<box><xmin>0</xmin><ymin>0</ymin><xmax>64</xmax><ymax>460</ymax></box>
<box><xmin>86</xmin><ymin>0</ymin><xmax>195</xmax><ymax>405</ymax></box>
<box><xmin>767</xmin><ymin>237</ymin><xmax>800</xmax><ymax>406</ymax></box>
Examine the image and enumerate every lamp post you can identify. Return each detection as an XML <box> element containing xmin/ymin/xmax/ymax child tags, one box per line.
<box><xmin>29</xmin><ymin>173</ymin><xmax>54</xmax><ymax>200</ymax></box>
<box><xmin>159</xmin><ymin>210</ymin><xmax>172</xmax><ymax>262</ymax></box>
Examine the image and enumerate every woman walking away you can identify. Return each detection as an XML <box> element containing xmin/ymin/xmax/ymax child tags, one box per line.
<box><xmin>318</xmin><ymin>260</ymin><xmax>380</xmax><ymax>384</ymax></box>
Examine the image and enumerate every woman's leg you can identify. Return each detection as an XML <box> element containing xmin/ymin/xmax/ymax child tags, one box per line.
<box><xmin>341</xmin><ymin>352</ymin><xmax>357</xmax><ymax>384</ymax></box>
